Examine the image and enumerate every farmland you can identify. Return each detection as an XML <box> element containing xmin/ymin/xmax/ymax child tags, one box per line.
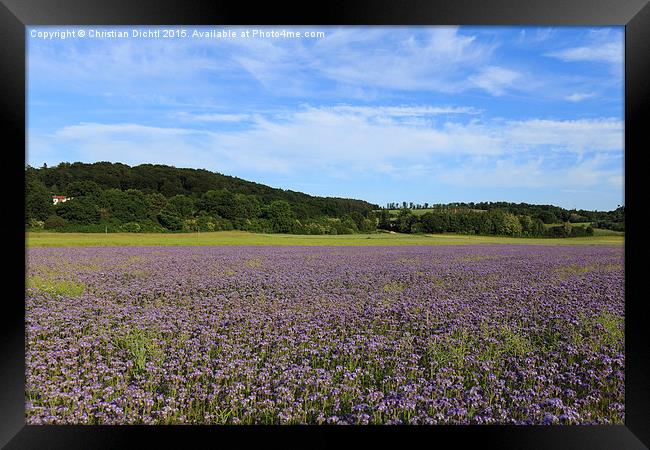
<box><xmin>26</xmin><ymin>230</ymin><xmax>624</xmax><ymax>248</ymax></box>
<box><xmin>26</xmin><ymin>244</ymin><xmax>624</xmax><ymax>424</ymax></box>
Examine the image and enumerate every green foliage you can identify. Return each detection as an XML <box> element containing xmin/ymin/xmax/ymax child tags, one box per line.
<box><xmin>65</xmin><ymin>180</ymin><xmax>101</xmax><ymax>198</ymax></box>
<box><xmin>570</xmin><ymin>225</ymin><xmax>594</xmax><ymax>237</ymax></box>
<box><xmin>233</xmin><ymin>193</ymin><xmax>261</xmax><ymax>220</ymax></box>
<box><xmin>200</xmin><ymin>189</ymin><xmax>236</xmax><ymax>220</ymax></box>
<box><xmin>146</xmin><ymin>192</ymin><xmax>168</xmax><ymax>218</ymax></box>
<box><xmin>594</xmin><ymin>311</ymin><xmax>624</xmax><ymax>348</ymax></box>
<box><xmin>502</xmin><ymin>212</ymin><xmax>523</xmax><ymax>236</ymax></box>
<box><xmin>121</xmin><ymin>222</ymin><xmax>142</xmax><ymax>233</ymax></box>
<box><xmin>168</xmin><ymin>195</ymin><xmax>195</xmax><ymax>219</ymax></box>
<box><xmin>25</xmin><ymin>163</ymin><xmax>622</xmax><ymax>237</ymax></box>
<box><xmin>265</xmin><ymin>200</ymin><xmax>295</xmax><ymax>233</ymax></box>
<box><xmin>538</xmin><ymin>211</ymin><xmax>558</xmax><ymax>224</ymax></box>
<box><xmin>28</xmin><ymin>161</ymin><xmax>377</xmax><ymax>221</ymax></box>
<box><xmin>116</xmin><ymin>329</ymin><xmax>163</xmax><ymax>374</ymax></box>
<box><xmin>56</xmin><ymin>197</ymin><xmax>101</xmax><ymax>224</ymax></box>
<box><xmin>158</xmin><ymin>209</ymin><xmax>183</xmax><ymax>231</ymax></box>
<box><xmin>379</xmin><ymin>205</ymin><xmax>609</xmax><ymax>239</ymax></box>
<box><xmin>25</xmin><ymin>173</ymin><xmax>53</xmax><ymax>223</ymax></box>
<box><xmin>44</xmin><ymin>215</ymin><xmax>67</xmax><ymax>230</ymax></box>
<box><xmin>28</xmin><ymin>219</ymin><xmax>45</xmax><ymax>230</ymax></box>
<box><xmin>27</xmin><ymin>275</ymin><xmax>85</xmax><ymax>297</ymax></box>
<box><xmin>99</xmin><ymin>189</ymin><xmax>150</xmax><ymax>223</ymax></box>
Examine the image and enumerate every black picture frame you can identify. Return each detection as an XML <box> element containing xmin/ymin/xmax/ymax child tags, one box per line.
<box><xmin>2</xmin><ymin>0</ymin><xmax>648</xmax><ymax>448</ymax></box>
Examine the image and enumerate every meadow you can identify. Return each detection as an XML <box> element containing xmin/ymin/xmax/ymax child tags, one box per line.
<box><xmin>26</xmin><ymin>230</ymin><xmax>624</xmax><ymax>248</ymax></box>
<box><xmin>26</xmin><ymin>243</ymin><xmax>624</xmax><ymax>425</ymax></box>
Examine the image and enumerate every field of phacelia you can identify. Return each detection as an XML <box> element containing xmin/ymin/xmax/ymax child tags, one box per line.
<box><xmin>26</xmin><ymin>245</ymin><xmax>624</xmax><ymax>425</ymax></box>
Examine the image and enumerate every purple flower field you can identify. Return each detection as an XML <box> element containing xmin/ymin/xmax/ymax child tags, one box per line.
<box><xmin>25</xmin><ymin>245</ymin><xmax>624</xmax><ymax>425</ymax></box>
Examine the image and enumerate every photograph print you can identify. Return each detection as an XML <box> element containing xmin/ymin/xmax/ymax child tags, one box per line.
<box><xmin>25</xmin><ymin>25</ymin><xmax>624</xmax><ymax>425</ymax></box>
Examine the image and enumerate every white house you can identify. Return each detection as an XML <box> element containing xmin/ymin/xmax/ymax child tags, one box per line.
<box><xmin>52</xmin><ymin>195</ymin><xmax>70</xmax><ymax>205</ymax></box>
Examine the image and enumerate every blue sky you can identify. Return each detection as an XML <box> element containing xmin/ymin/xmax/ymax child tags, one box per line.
<box><xmin>27</xmin><ymin>26</ymin><xmax>624</xmax><ymax>211</ymax></box>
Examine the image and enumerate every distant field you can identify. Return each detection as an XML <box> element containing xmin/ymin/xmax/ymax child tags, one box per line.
<box><xmin>381</xmin><ymin>208</ymin><xmax>487</xmax><ymax>216</ymax></box>
<box><xmin>544</xmin><ymin>222</ymin><xmax>592</xmax><ymax>228</ymax></box>
<box><xmin>543</xmin><ymin>222</ymin><xmax>624</xmax><ymax>236</ymax></box>
<box><xmin>26</xmin><ymin>231</ymin><xmax>624</xmax><ymax>247</ymax></box>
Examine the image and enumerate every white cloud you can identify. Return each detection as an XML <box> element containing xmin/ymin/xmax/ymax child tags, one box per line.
<box><xmin>546</xmin><ymin>29</ymin><xmax>623</xmax><ymax>67</ymax></box>
<box><xmin>321</xmin><ymin>105</ymin><xmax>482</xmax><ymax>117</ymax></box>
<box><xmin>548</xmin><ymin>42</ymin><xmax>622</xmax><ymax>65</ymax></box>
<box><xmin>505</xmin><ymin>118</ymin><xmax>622</xmax><ymax>153</ymax></box>
<box><xmin>307</xmin><ymin>27</ymin><xmax>494</xmax><ymax>93</ymax></box>
<box><xmin>468</xmin><ymin>66</ymin><xmax>522</xmax><ymax>96</ymax></box>
<box><xmin>439</xmin><ymin>156</ymin><xmax>622</xmax><ymax>190</ymax></box>
<box><xmin>565</xmin><ymin>92</ymin><xmax>596</xmax><ymax>102</ymax></box>
<box><xmin>29</xmin><ymin>26</ymin><xmax>496</xmax><ymax>97</ymax></box>
<box><xmin>174</xmin><ymin>112</ymin><xmax>252</xmax><ymax>122</ymax></box>
<box><xmin>30</xmin><ymin>106</ymin><xmax>623</xmax><ymax>193</ymax></box>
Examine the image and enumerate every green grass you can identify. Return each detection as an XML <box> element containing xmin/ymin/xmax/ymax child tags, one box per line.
<box><xmin>592</xmin><ymin>228</ymin><xmax>625</xmax><ymax>236</ymax></box>
<box><xmin>543</xmin><ymin>222</ymin><xmax>624</xmax><ymax>236</ymax></box>
<box><xmin>26</xmin><ymin>230</ymin><xmax>624</xmax><ymax>247</ymax></box>
<box><xmin>115</xmin><ymin>329</ymin><xmax>164</xmax><ymax>375</ymax></box>
<box><xmin>543</xmin><ymin>222</ymin><xmax>593</xmax><ymax>228</ymax></box>
<box><xmin>26</xmin><ymin>275</ymin><xmax>85</xmax><ymax>297</ymax></box>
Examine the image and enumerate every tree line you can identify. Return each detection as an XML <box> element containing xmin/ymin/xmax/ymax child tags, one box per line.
<box><xmin>25</xmin><ymin>161</ymin><xmax>623</xmax><ymax>237</ymax></box>
<box><xmin>381</xmin><ymin>201</ymin><xmax>624</xmax><ymax>232</ymax></box>
<box><xmin>377</xmin><ymin>208</ymin><xmax>597</xmax><ymax>238</ymax></box>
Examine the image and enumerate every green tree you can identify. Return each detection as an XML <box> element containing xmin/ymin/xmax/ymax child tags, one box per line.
<box><xmin>200</xmin><ymin>189</ymin><xmax>236</xmax><ymax>220</ymax></box>
<box><xmin>378</xmin><ymin>210</ymin><xmax>391</xmax><ymax>230</ymax></box>
<box><xmin>538</xmin><ymin>211</ymin><xmax>558</xmax><ymax>224</ymax></box>
<box><xmin>99</xmin><ymin>189</ymin><xmax>150</xmax><ymax>223</ymax></box>
<box><xmin>233</xmin><ymin>194</ymin><xmax>261</xmax><ymax>220</ymax></box>
<box><xmin>518</xmin><ymin>215</ymin><xmax>534</xmax><ymax>236</ymax></box>
<box><xmin>397</xmin><ymin>209</ymin><xmax>414</xmax><ymax>233</ymax></box>
<box><xmin>503</xmin><ymin>212</ymin><xmax>523</xmax><ymax>236</ymax></box>
<box><xmin>265</xmin><ymin>200</ymin><xmax>295</xmax><ymax>233</ymax></box>
<box><xmin>146</xmin><ymin>192</ymin><xmax>168</xmax><ymax>219</ymax></box>
<box><xmin>158</xmin><ymin>209</ymin><xmax>183</xmax><ymax>231</ymax></box>
<box><xmin>56</xmin><ymin>197</ymin><xmax>101</xmax><ymax>224</ymax></box>
<box><xmin>25</xmin><ymin>176</ymin><xmax>53</xmax><ymax>223</ymax></box>
<box><xmin>65</xmin><ymin>180</ymin><xmax>101</xmax><ymax>198</ymax></box>
<box><xmin>168</xmin><ymin>195</ymin><xmax>195</xmax><ymax>219</ymax></box>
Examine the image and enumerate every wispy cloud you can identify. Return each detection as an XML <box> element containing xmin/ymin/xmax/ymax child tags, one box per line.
<box><xmin>548</xmin><ymin>42</ymin><xmax>622</xmax><ymax>65</ymax></box>
<box><xmin>468</xmin><ymin>66</ymin><xmax>522</xmax><ymax>96</ymax></box>
<box><xmin>565</xmin><ymin>92</ymin><xmax>596</xmax><ymax>102</ymax></box>
<box><xmin>174</xmin><ymin>112</ymin><xmax>252</xmax><ymax>122</ymax></box>
<box><xmin>546</xmin><ymin>28</ymin><xmax>623</xmax><ymax>67</ymax></box>
<box><xmin>31</xmin><ymin>106</ymin><xmax>623</xmax><ymax>194</ymax></box>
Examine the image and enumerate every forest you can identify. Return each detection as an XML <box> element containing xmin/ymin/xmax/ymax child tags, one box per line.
<box><xmin>25</xmin><ymin>162</ymin><xmax>624</xmax><ymax>237</ymax></box>
<box><xmin>25</xmin><ymin>162</ymin><xmax>378</xmax><ymax>235</ymax></box>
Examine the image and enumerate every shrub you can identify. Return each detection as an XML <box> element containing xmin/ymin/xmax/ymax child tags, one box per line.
<box><xmin>121</xmin><ymin>222</ymin><xmax>142</xmax><ymax>233</ymax></box>
<box><xmin>28</xmin><ymin>219</ymin><xmax>45</xmax><ymax>229</ymax></box>
<box><xmin>44</xmin><ymin>215</ymin><xmax>67</xmax><ymax>230</ymax></box>
<box><xmin>158</xmin><ymin>210</ymin><xmax>183</xmax><ymax>231</ymax></box>
<box><xmin>570</xmin><ymin>226</ymin><xmax>594</xmax><ymax>237</ymax></box>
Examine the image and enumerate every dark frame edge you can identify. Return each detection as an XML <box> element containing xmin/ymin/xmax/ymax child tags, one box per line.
<box><xmin>2</xmin><ymin>0</ymin><xmax>649</xmax><ymax>448</ymax></box>
<box><xmin>624</xmin><ymin>1</ymin><xmax>650</xmax><ymax>447</ymax></box>
<box><xmin>0</xmin><ymin>0</ymin><xmax>27</xmax><ymax>449</ymax></box>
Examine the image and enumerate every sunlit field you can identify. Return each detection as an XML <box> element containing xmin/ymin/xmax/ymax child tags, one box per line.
<box><xmin>26</xmin><ymin>231</ymin><xmax>624</xmax><ymax>248</ymax></box>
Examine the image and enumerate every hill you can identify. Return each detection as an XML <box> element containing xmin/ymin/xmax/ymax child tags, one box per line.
<box><xmin>26</xmin><ymin>161</ymin><xmax>377</xmax><ymax>218</ymax></box>
<box><xmin>25</xmin><ymin>162</ymin><xmax>379</xmax><ymax>235</ymax></box>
